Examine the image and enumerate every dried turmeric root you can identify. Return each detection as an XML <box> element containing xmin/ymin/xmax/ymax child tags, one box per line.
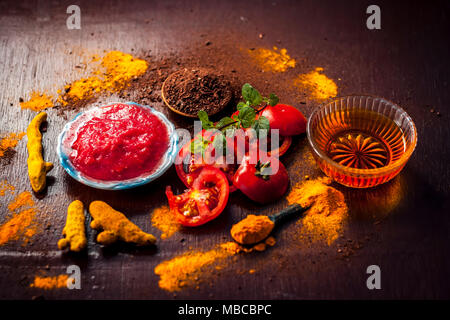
<box><xmin>89</xmin><ymin>201</ymin><xmax>156</xmax><ymax>246</ymax></box>
<box><xmin>26</xmin><ymin>112</ymin><xmax>53</xmax><ymax>193</ymax></box>
<box><xmin>58</xmin><ymin>200</ymin><xmax>87</xmax><ymax>252</ymax></box>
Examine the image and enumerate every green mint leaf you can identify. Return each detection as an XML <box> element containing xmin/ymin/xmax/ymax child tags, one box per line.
<box><xmin>237</xmin><ymin>102</ymin><xmax>248</xmax><ymax>111</ymax></box>
<box><xmin>198</xmin><ymin>110</ymin><xmax>214</xmax><ymax>130</ymax></box>
<box><xmin>238</xmin><ymin>105</ymin><xmax>256</xmax><ymax>128</ymax></box>
<box><xmin>268</xmin><ymin>93</ymin><xmax>279</xmax><ymax>106</ymax></box>
<box><xmin>190</xmin><ymin>136</ymin><xmax>211</xmax><ymax>155</ymax></box>
<box><xmin>216</xmin><ymin>116</ymin><xmax>235</xmax><ymax>129</ymax></box>
<box><xmin>212</xmin><ymin>133</ymin><xmax>227</xmax><ymax>156</ymax></box>
<box><xmin>252</xmin><ymin>115</ymin><xmax>270</xmax><ymax>138</ymax></box>
<box><xmin>242</xmin><ymin>83</ymin><xmax>262</xmax><ymax>106</ymax></box>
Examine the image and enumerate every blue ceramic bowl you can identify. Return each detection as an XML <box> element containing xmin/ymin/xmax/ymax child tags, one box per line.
<box><xmin>57</xmin><ymin>102</ymin><xmax>179</xmax><ymax>190</ymax></box>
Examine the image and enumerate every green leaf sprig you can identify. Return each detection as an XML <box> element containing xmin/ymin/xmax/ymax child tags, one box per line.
<box><xmin>191</xmin><ymin>83</ymin><xmax>278</xmax><ymax>155</ymax></box>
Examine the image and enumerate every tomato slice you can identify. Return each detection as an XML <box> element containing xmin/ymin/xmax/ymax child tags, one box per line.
<box><xmin>175</xmin><ymin>130</ymin><xmax>238</xmax><ymax>192</ymax></box>
<box><xmin>166</xmin><ymin>167</ymin><xmax>230</xmax><ymax>226</ymax></box>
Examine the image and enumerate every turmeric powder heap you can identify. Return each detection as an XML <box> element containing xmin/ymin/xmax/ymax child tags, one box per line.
<box><xmin>230</xmin><ymin>215</ymin><xmax>274</xmax><ymax>245</ymax></box>
<box><xmin>0</xmin><ymin>191</ymin><xmax>38</xmax><ymax>246</ymax></box>
<box><xmin>248</xmin><ymin>46</ymin><xmax>296</xmax><ymax>72</ymax></box>
<box><xmin>293</xmin><ymin>67</ymin><xmax>338</xmax><ymax>101</ymax></box>
<box><xmin>0</xmin><ymin>132</ymin><xmax>25</xmax><ymax>158</ymax></box>
<box><xmin>20</xmin><ymin>91</ymin><xmax>54</xmax><ymax>112</ymax></box>
<box><xmin>89</xmin><ymin>201</ymin><xmax>156</xmax><ymax>246</ymax></box>
<box><xmin>58</xmin><ymin>200</ymin><xmax>87</xmax><ymax>252</ymax></box>
<box><xmin>26</xmin><ymin>112</ymin><xmax>53</xmax><ymax>193</ymax></box>
<box><xmin>30</xmin><ymin>275</ymin><xmax>69</xmax><ymax>290</ymax></box>
<box><xmin>287</xmin><ymin>177</ymin><xmax>348</xmax><ymax>245</ymax></box>
<box><xmin>151</xmin><ymin>205</ymin><xmax>181</xmax><ymax>240</ymax></box>
<box><xmin>58</xmin><ymin>51</ymin><xmax>148</xmax><ymax>107</ymax></box>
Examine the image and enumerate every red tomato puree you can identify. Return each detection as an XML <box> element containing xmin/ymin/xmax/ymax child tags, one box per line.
<box><xmin>68</xmin><ymin>103</ymin><xmax>169</xmax><ymax>181</ymax></box>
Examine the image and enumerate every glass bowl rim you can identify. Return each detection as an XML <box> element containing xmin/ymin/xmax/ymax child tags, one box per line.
<box><xmin>57</xmin><ymin>102</ymin><xmax>179</xmax><ymax>190</ymax></box>
<box><xmin>306</xmin><ymin>94</ymin><xmax>418</xmax><ymax>175</ymax></box>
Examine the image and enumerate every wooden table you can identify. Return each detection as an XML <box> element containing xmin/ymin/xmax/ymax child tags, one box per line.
<box><xmin>0</xmin><ymin>0</ymin><xmax>449</xmax><ymax>299</ymax></box>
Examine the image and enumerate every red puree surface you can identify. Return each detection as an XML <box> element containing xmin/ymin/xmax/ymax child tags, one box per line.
<box><xmin>69</xmin><ymin>103</ymin><xmax>169</xmax><ymax>181</ymax></box>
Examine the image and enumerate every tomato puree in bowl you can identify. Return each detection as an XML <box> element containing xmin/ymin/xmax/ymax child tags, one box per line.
<box><xmin>66</xmin><ymin>103</ymin><xmax>169</xmax><ymax>181</ymax></box>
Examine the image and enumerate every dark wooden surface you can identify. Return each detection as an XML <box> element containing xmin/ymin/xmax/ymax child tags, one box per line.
<box><xmin>0</xmin><ymin>0</ymin><xmax>449</xmax><ymax>299</ymax></box>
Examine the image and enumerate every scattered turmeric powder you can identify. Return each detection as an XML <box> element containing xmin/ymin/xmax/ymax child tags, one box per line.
<box><xmin>0</xmin><ymin>208</ymin><xmax>38</xmax><ymax>246</ymax></box>
<box><xmin>287</xmin><ymin>177</ymin><xmax>348</xmax><ymax>245</ymax></box>
<box><xmin>0</xmin><ymin>190</ymin><xmax>38</xmax><ymax>246</ymax></box>
<box><xmin>154</xmin><ymin>242</ymin><xmax>237</xmax><ymax>292</ymax></box>
<box><xmin>30</xmin><ymin>275</ymin><xmax>69</xmax><ymax>290</ymax></box>
<box><xmin>7</xmin><ymin>191</ymin><xmax>34</xmax><ymax>212</ymax></box>
<box><xmin>20</xmin><ymin>91</ymin><xmax>54</xmax><ymax>112</ymax></box>
<box><xmin>26</xmin><ymin>112</ymin><xmax>53</xmax><ymax>193</ymax></box>
<box><xmin>248</xmin><ymin>46</ymin><xmax>296</xmax><ymax>72</ymax></box>
<box><xmin>58</xmin><ymin>51</ymin><xmax>148</xmax><ymax>107</ymax></box>
<box><xmin>0</xmin><ymin>132</ymin><xmax>25</xmax><ymax>158</ymax></box>
<box><xmin>0</xmin><ymin>179</ymin><xmax>15</xmax><ymax>196</ymax></box>
<box><xmin>58</xmin><ymin>200</ymin><xmax>87</xmax><ymax>252</ymax></box>
<box><xmin>151</xmin><ymin>205</ymin><xmax>180</xmax><ymax>240</ymax></box>
<box><xmin>89</xmin><ymin>201</ymin><xmax>156</xmax><ymax>246</ymax></box>
<box><xmin>293</xmin><ymin>67</ymin><xmax>338</xmax><ymax>101</ymax></box>
<box><xmin>230</xmin><ymin>215</ymin><xmax>274</xmax><ymax>245</ymax></box>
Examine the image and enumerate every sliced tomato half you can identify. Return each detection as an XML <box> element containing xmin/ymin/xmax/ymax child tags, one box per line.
<box><xmin>175</xmin><ymin>130</ymin><xmax>238</xmax><ymax>192</ymax></box>
<box><xmin>166</xmin><ymin>167</ymin><xmax>229</xmax><ymax>227</ymax></box>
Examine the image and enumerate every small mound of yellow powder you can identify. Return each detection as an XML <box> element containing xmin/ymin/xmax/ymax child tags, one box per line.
<box><xmin>30</xmin><ymin>275</ymin><xmax>69</xmax><ymax>290</ymax></box>
<box><xmin>287</xmin><ymin>177</ymin><xmax>348</xmax><ymax>245</ymax></box>
<box><xmin>151</xmin><ymin>205</ymin><xmax>181</xmax><ymax>240</ymax></box>
<box><xmin>293</xmin><ymin>67</ymin><xmax>338</xmax><ymax>101</ymax></box>
<box><xmin>20</xmin><ymin>92</ymin><xmax>54</xmax><ymax>112</ymax></box>
<box><xmin>248</xmin><ymin>46</ymin><xmax>296</xmax><ymax>72</ymax></box>
<box><xmin>0</xmin><ymin>132</ymin><xmax>26</xmax><ymax>158</ymax></box>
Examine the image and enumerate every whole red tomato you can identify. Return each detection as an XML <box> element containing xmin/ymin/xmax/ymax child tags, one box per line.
<box><xmin>260</xmin><ymin>104</ymin><xmax>307</xmax><ymax>136</ymax></box>
<box><xmin>232</xmin><ymin>154</ymin><xmax>289</xmax><ymax>204</ymax></box>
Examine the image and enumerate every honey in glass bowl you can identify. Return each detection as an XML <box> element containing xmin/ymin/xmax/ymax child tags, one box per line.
<box><xmin>307</xmin><ymin>96</ymin><xmax>417</xmax><ymax>188</ymax></box>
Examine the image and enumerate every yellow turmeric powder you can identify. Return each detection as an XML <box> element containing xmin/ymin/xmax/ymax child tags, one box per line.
<box><xmin>7</xmin><ymin>191</ymin><xmax>34</xmax><ymax>212</ymax></box>
<box><xmin>89</xmin><ymin>201</ymin><xmax>156</xmax><ymax>246</ymax></box>
<box><xmin>293</xmin><ymin>67</ymin><xmax>338</xmax><ymax>101</ymax></box>
<box><xmin>30</xmin><ymin>275</ymin><xmax>69</xmax><ymax>290</ymax></box>
<box><xmin>0</xmin><ymin>179</ymin><xmax>15</xmax><ymax>196</ymax></box>
<box><xmin>20</xmin><ymin>91</ymin><xmax>54</xmax><ymax>112</ymax></box>
<box><xmin>154</xmin><ymin>242</ymin><xmax>237</xmax><ymax>292</ymax></box>
<box><xmin>58</xmin><ymin>200</ymin><xmax>87</xmax><ymax>252</ymax></box>
<box><xmin>58</xmin><ymin>51</ymin><xmax>148</xmax><ymax>106</ymax></box>
<box><xmin>248</xmin><ymin>46</ymin><xmax>296</xmax><ymax>72</ymax></box>
<box><xmin>230</xmin><ymin>214</ymin><xmax>274</xmax><ymax>245</ymax></box>
<box><xmin>287</xmin><ymin>177</ymin><xmax>348</xmax><ymax>245</ymax></box>
<box><xmin>0</xmin><ymin>132</ymin><xmax>25</xmax><ymax>158</ymax></box>
<box><xmin>26</xmin><ymin>112</ymin><xmax>53</xmax><ymax>193</ymax></box>
<box><xmin>0</xmin><ymin>190</ymin><xmax>38</xmax><ymax>246</ymax></box>
<box><xmin>151</xmin><ymin>205</ymin><xmax>180</xmax><ymax>240</ymax></box>
<box><xmin>0</xmin><ymin>208</ymin><xmax>37</xmax><ymax>246</ymax></box>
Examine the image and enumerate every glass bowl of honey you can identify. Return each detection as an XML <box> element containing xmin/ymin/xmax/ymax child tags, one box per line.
<box><xmin>307</xmin><ymin>95</ymin><xmax>417</xmax><ymax>188</ymax></box>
